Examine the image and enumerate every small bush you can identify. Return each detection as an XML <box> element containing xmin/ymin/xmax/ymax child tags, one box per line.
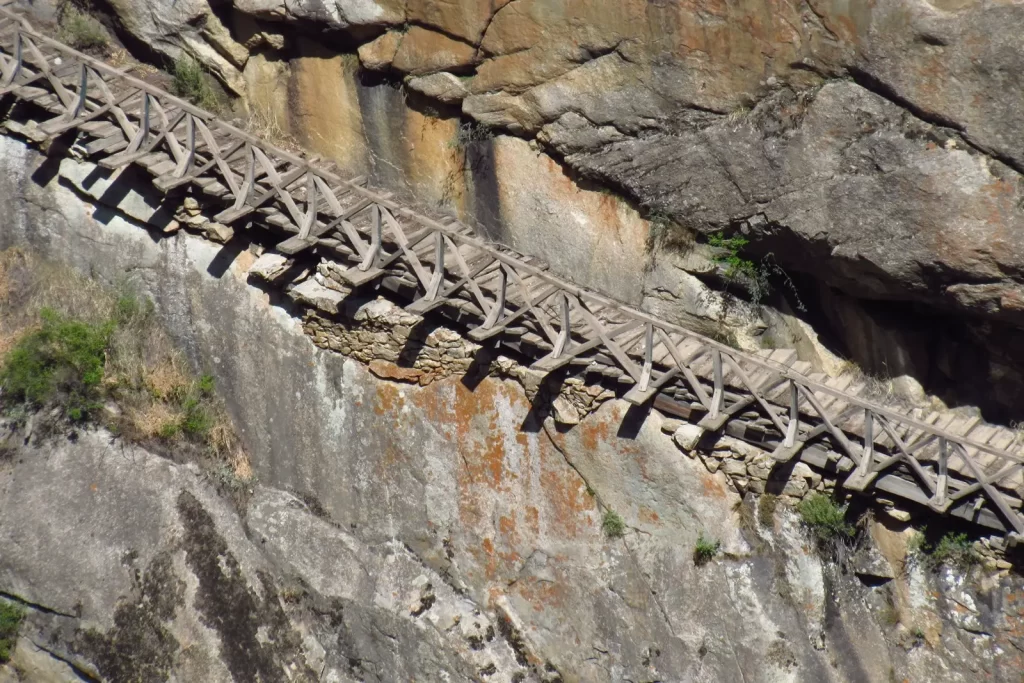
<box><xmin>0</xmin><ymin>308</ymin><xmax>113</xmax><ymax>420</ymax></box>
<box><xmin>708</xmin><ymin>232</ymin><xmax>757</xmax><ymax>281</ymax></box>
<box><xmin>602</xmin><ymin>510</ymin><xmax>626</xmax><ymax>538</ymax></box>
<box><xmin>0</xmin><ymin>599</ymin><xmax>25</xmax><ymax>663</ymax></box>
<box><xmin>910</xmin><ymin>529</ymin><xmax>977</xmax><ymax>570</ymax></box>
<box><xmin>171</xmin><ymin>56</ymin><xmax>219</xmax><ymax>110</ymax></box>
<box><xmin>931</xmin><ymin>532</ymin><xmax>975</xmax><ymax>566</ymax></box>
<box><xmin>693</xmin><ymin>533</ymin><xmax>721</xmax><ymax>566</ymax></box>
<box><xmin>59</xmin><ymin>7</ymin><xmax>108</xmax><ymax>52</ymax></box>
<box><xmin>797</xmin><ymin>494</ymin><xmax>855</xmax><ymax>542</ymax></box>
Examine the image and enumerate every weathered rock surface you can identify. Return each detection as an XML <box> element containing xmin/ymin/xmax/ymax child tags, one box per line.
<box><xmin>2</xmin><ymin>112</ymin><xmax>1024</xmax><ymax>683</ymax></box>
<box><xmin>43</xmin><ymin>0</ymin><xmax>1024</xmax><ymax>420</ymax></box>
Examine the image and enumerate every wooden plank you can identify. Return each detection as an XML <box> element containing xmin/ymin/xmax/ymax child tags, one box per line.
<box><xmin>533</xmin><ymin>319</ymin><xmax>643</xmax><ymax>373</ymax></box>
<box><xmin>624</xmin><ymin>367</ymin><xmax>680</xmax><ymax>405</ymax></box>
<box><xmin>468</xmin><ymin>285</ymin><xmax>560</xmax><ymax>342</ymax></box>
<box><xmin>276</xmin><ymin>235</ymin><xmax>317</xmax><ymax>255</ymax></box>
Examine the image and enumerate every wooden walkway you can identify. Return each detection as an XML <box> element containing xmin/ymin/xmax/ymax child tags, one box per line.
<box><xmin>1</xmin><ymin>1</ymin><xmax>1022</xmax><ymax>541</ymax></box>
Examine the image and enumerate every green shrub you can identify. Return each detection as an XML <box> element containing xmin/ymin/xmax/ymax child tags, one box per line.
<box><xmin>114</xmin><ymin>292</ymin><xmax>154</xmax><ymax>326</ymax></box>
<box><xmin>59</xmin><ymin>8</ymin><xmax>108</xmax><ymax>52</ymax></box>
<box><xmin>181</xmin><ymin>396</ymin><xmax>213</xmax><ymax>438</ymax></box>
<box><xmin>602</xmin><ymin>510</ymin><xmax>626</xmax><ymax>538</ymax></box>
<box><xmin>693</xmin><ymin>533</ymin><xmax>721</xmax><ymax>566</ymax></box>
<box><xmin>197</xmin><ymin>373</ymin><xmax>216</xmax><ymax>396</ymax></box>
<box><xmin>911</xmin><ymin>530</ymin><xmax>977</xmax><ymax>570</ymax></box>
<box><xmin>0</xmin><ymin>308</ymin><xmax>113</xmax><ymax>420</ymax></box>
<box><xmin>0</xmin><ymin>599</ymin><xmax>25</xmax><ymax>663</ymax></box>
<box><xmin>171</xmin><ymin>56</ymin><xmax>219</xmax><ymax>110</ymax></box>
<box><xmin>797</xmin><ymin>494</ymin><xmax>855</xmax><ymax>541</ymax></box>
<box><xmin>931</xmin><ymin>532</ymin><xmax>974</xmax><ymax>566</ymax></box>
<box><xmin>708</xmin><ymin>232</ymin><xmax>757</xmax><ymax>281</ymax></box>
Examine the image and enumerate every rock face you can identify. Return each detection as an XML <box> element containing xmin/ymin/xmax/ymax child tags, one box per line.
<box><xmin>1</xmin><ymin>119</ymin><xmax>1024</xmax><ymax>683</ymax></box>
<box><xmin>43</xmin><ymin>0</ymin><xmax>1024</xmax><ymax>421</ymax></box>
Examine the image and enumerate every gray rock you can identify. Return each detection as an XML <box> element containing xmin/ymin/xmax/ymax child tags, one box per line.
<box><xmin>289</xmin><ymin>278</ymin><xmax>346</xmax><ymax>314</ymax></box>
<box><xmin>58</xmin><ymin>159</ymin><xmax>179</xmax><ymax>231</ymax></box>
<box><xmin>235</xmin><ymin>0</ymin><xmax>402</xmax><ymax>31</ymax></box>
<box><xmin>248</xmin><ymin>252</ymin><xmax>292</xmax><ymax>281</ymax></box>
<box><xmin>406</xmin><ymin>72</ymin><xmax>470</xmax><ymax>104</ymax></box>
<box><xmin>851</xmin><ymin>544</ymin><xmax>897</xmax><ymax>582</ymax></box>
<box><xmin>3</xmin><ymin>132</ymin><xmax>1024</xmax><ymax>683</ymax></box>
<box><xmin>551</xmin><ymin>395</ymin><xmax>580</xmax><ymax>425</ymax></box>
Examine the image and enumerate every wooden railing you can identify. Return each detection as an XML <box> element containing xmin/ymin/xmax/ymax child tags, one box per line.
<box><xmin>0</xmin><ymin>1</ymin><xmax>1021</xmax><ymax>540</ymax></box>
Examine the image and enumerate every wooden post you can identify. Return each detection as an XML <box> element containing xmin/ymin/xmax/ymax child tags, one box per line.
<box><xmin>552</xmin><ymin>292</ymin><xmax>571</xmax><ymax>358</ymax></box>
<box><xmin>2</xmin><ymin>30</ymin><xmax>21</xmax><ymax>87</ymax></box>
<box><xmin>230</xmin><ymin>144</ymin><xmax>255</xmax><ymax>212</ymax></box>
<box><xmin>298</xmin><ymin>170</ymin><xmax>317</xmax><ymax>239</ymax></box>
<box><xmin>638</xmin><ymin>322</ymin><xmax>654</xmax><ymax>392</ymax></box>
<box><xmin>359</xmin><ymin>204</ymin><xmax>382</xmax><ymax>272</ymax></box>
<box><xmin>709</xmin><ymin>349</ymin><xmax>724</xmax><ymax>420</ymax></box>
<box><xmin>934</xmin><ymin>438</ymin><xmax>948</xmax><ymax>508</ymax></box>
<box><xmin>856</xmin><ymin>408</ymin><xmax>874</xmax><ymax>478</ymax></box>
<box><xmin>425</xmin><ymin>231</ymin><xmax>445</xmax><ymax>300</ymax></box>
<box><xmin>784</xmin><ymin>380</ymin><xmax>799</xmax><ymax>447</ymax></box>
<box><xmin>172</xmin><ymin>114</ymin><xmax>196</xmax><ymax>179</ymax></box>
<box><xmin>138</xmin><ymin>91</ymin><xmax>150</xmax><ymax>143</ymax></box>
<box><xmin>481</xmin><ymin>266</ymin><xmax>507</xmax><ymax>330</ymax></box>
<box><xmin>69</xmin><ymin>63</ymin><xmax>87</xmax><ymax>119</ymax></box>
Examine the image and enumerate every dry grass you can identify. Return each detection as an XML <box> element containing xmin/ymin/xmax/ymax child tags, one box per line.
<box><xmin>0</xmin><ymin>248</ymin><xmax>252</xmax><ymax>486</ymax></box>
<box><xmin>246</xmin><ymin>106</ymin><xmax>287</xmax><ymax>143</ymax></box>
<box><xmin>832</xmin><ymin>361</ymin><xmax>921</xmax><ymax>412</ymax></box>
<box><xmin>126</xmin><ymin>401</ymin><xmax>182</xmax><ymax>439</ymax></box>
<box><xmin>141</xmin><ymin>356</ymin><xmax>192</xmax><ymax>399</ymax></box>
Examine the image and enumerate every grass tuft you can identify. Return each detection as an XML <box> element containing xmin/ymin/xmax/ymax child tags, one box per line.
<box><xmin>693</xmin><ymin>533</ymin><xmax>721</xmax><ymax>566</ymax></box>
<box><xmin>0</xmin><ymin>599</ymin><xmax>25</xmax><ymax>663</ymax></box>
<box><xmin>0</xmin><ymin>308</ymin><xmax>112</xmax><ymax>421</ymax></box>
<box><xmin>909</xmin><ymin>528</ymin><xmax>977</xmax><ymax>570</ymax></box>
<box><xmin>797</xmin><ymin>494</ymin><xmax>855</xmax><ymax>542</ymax></box>
<box><xmin>171</xmin><ymin>56</ymin><xmax>219</xmax><ymax>110</ymax></box>
<box><xmin>59</xmin><ymin>7</ymin><xmax>108</xmax><ymax>52</ymax></box>
<box><xmin>602</xmin><ymin>510</ymin><xmax>626</xmax><ymax>538</ymax></box>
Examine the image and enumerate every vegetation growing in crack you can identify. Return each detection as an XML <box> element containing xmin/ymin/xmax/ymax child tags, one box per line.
<box><xmin>644</xmin><ymin>210</ymin><xmax>696</xmax><ymax>256</ymax></box>
<box><xmin>602</xmin><ymin>509</ymin><xmax>626</xmax><ymax>538</ymax></box>
<box><xmin>0</xmin><ymin>249</ymin><xmax>252</xmax><ymax>489</ymax></box>
<box><xmin>57</xmin><ymin>3</ymin><xmax>109</xmax><ymax>53</ymax></box>
<box><xmin>0</xmin><ymin>599</ymin><xmax>25</xmax><ymax>663</ymax></box>
<box><xmin>908</xmin><ymin>528</ymin><xmax>978</xmax><ymax>571</ymax></box>
<box><xmin>705</xmin><ymin>231</ymin><xmax>806</xmax><ymax>313</ymax></box>
<box><xmin>797</xmin><ymin>494</ymin><xmax>856</xmax><ymax>547</ymax></box>
<box><xmin>693</xmin><ymin>533</ymin><xmax>721</xmax><ymax>566</ymax></box>
<box><xmin>171</xmin><ymin>55</ymin><xmax>220</xmax><ymax>111</ymax></box>
<box><xmin>448</xmin><ymin>121</ymin><xmax>494</xmax><ymax>150</ymax></box>
<box><xmin>758</xmin><ymin>493</ymin><xmax>779</xmax><ymax>528</ymax></box>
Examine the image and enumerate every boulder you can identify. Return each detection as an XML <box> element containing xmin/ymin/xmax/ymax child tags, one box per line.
<box><xmin>391</xmin><ymin>27</ymin><xmax>478</xmax><ymax>76</ymax></box>
<box><xmin>289</xmin><ymin>278</ymin><xmax>346</xmax><ymax>314</ymax></box>
<box><xmin>234</xmin><ymin>0</ymin><xmax>403</xmax><ymax>31</ymax></box>
<box><xmin>357</xmin><ymin>29</ymin><xmax>402</xmax><ymax>70</ymax></box>
<box><xmin>672</xmin><ymin>424</ymin><xmax>704</xmax><ymax>451</ymax></box>
<box><xmin>407</xmin><ymin>72</ymin><xmax>470</xmax><ymax>103</ymax></box>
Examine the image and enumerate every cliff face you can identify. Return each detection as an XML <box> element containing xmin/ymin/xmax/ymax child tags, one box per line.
<box><xmin>0</xmin><ymin>123</ymin><xmax>1022</xmax><ymax>682</ymax></box>
<box><xmin>72</xmin><ymin>0</ymin><xmax>1024</xmax><ymax>421</ymax></box>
